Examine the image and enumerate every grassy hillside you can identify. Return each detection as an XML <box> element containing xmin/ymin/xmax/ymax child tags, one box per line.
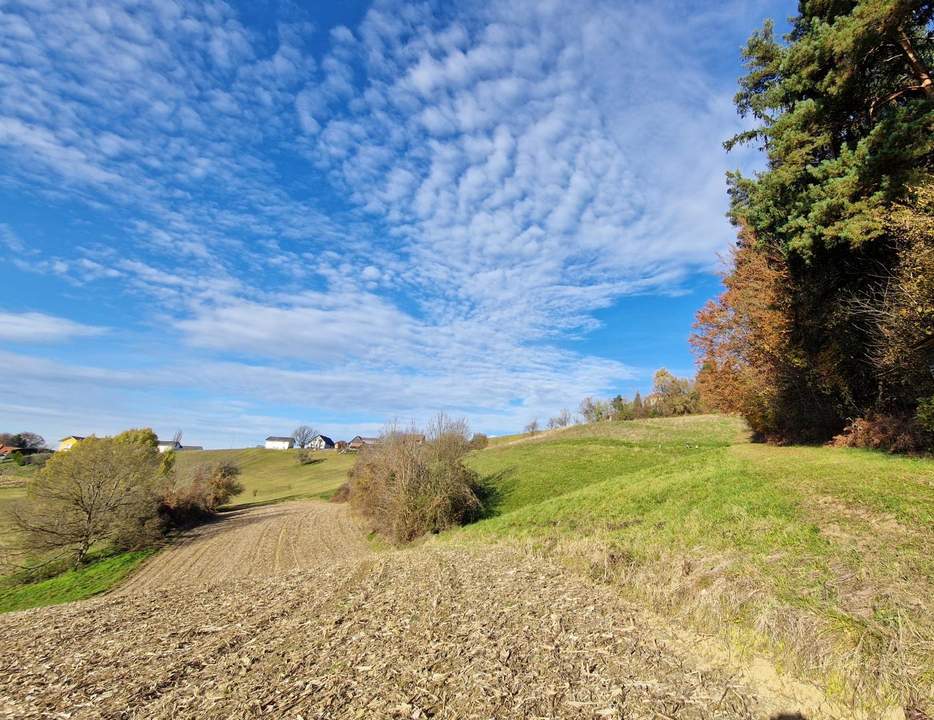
<box><xmin>0</xmin><ymin>549</ymin><xmax>154</xmax><ymax>613</ymax></box>
<box><xmin>453</xmin><ymin>415</ymin><xmax>934</xmax><ymax>710</ymax></box>
<box><xmin>174</xmin><ymin>447</ymin><xmax>354</xmax><ymax>508</ymax></box>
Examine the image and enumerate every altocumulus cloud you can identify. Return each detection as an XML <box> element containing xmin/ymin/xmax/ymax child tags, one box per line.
<box><xmin>0</xmin><ymin>0</ymin><xmax>780</xmax><ymax>442</ymax></box>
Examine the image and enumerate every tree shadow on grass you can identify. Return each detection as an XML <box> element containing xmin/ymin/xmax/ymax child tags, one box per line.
<box><xmin>472</xmin><ymin>467</ymin><xmax>518</xmax><ymax>521</ymax></box>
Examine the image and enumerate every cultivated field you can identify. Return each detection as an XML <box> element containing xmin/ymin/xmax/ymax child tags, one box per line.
<box><xmin>2</xmin><ymin>501</ymin><xmax>828</xmax><ymax>720</ymax></box>
<box><xmin>123</xmin><ymin>501</ymin><xmax>367</xmax><ymax>591</ymax></box>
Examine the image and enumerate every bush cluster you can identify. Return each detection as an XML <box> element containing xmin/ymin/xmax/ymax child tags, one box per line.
<box><xmin>160</xmin><ymin>461</ymin><xmax>243</xmax><ymax>527</ymax></box>
<box><xmin>347</xmin><ymin>415</ymin><xmax>484</xmax><ymax>544</ymax></box>
<box><xmin>5</xmin><ymin>430</ymin><xmax>243</xmax><ymax>568</ymax></box>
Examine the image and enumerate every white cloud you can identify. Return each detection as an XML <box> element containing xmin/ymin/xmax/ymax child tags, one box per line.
<box><xmin>0</xmin><ymin>312</ymin><xmax>107</xmax><ymax>343</ymax></box>
<box><xmin>0</xmin><ymin>0</ymin><xmax>789</xmax><ymax>440</ymax></box>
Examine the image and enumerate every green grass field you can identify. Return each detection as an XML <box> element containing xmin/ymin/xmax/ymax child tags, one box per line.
<box><xmin>174</xmin><ymin>447</ymin><xmax>355</xmax><ymax>508</ymax></box>
<box><xmin>452</xmin><ymin>415</ymin><xmax>934</xmax><ymax>709</ymax></box>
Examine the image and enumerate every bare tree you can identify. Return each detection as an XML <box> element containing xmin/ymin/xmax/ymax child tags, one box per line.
<box><xmin>292</xmin><ymin>425</ymin><xmax>317</xmax><ymax>448</ymax></box>
<box><xmin>524</xmin><ymin>418</ymin><xmax>540</xmax><ymax>436</ymax></box>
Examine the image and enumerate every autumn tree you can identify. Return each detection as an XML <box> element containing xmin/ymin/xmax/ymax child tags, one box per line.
<box><xmin>8</xmin><ymin>436</ymin><xmax>167</xmax><ymax>567</ymax></box>
<box><xmin>695</xmin><ymin>0</ymin><xmax>934</xmax><ymax>447</ymax></box>
<box><xmin>650</xmin><ymin>369</ymin><xmax>702</xmax><ymax>417</ymax></box>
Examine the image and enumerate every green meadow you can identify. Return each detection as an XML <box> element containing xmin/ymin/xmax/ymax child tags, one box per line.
<box><xmin>174</xmin><ymin>447</ymin><xmax>355</xmax><ymax>508</ymax></box>
<box><xmin>453</xmin><ymin>415</ymin><xmax>934</xmax><ymax>707</ymax></box>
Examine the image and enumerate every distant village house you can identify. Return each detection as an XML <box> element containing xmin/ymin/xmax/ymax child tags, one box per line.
<box><xmin>57</xmin><ymin>436</ymin><xmax>85</xmax><ymax>452</ymax></box>
<box><xmin>348</xmin><ymin>436</ymin><xmax>381</xmax><ymax>450</ymax></box>
<box><xmin>309</xmin><ymin>434</ymin><xmax>335</xmax><ymax>450</ymax></box>
<box><xmin>265</xmin><ymin>436</ymin><xmax>295</xmax><ymax>450</ymax></box>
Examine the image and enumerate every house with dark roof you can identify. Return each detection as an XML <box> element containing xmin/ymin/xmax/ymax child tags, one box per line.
<box><xmin>309</xmin><ymin>434</ymin><xmax>335</xmax><ymax>450</ymax></box>
<box><xmin>156</xmin><ymin>439</ymin><xmax>182</xmax><ymax>453</ymax></box>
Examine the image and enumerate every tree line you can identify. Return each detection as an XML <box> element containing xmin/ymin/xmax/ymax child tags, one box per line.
<box><xmin>693</xmin><ymin>1</ymin><xmax>933</xmax><ymax>452</ymax></box>
<box><xmin>524</xmin><ymin>368</ymin><xmax>703</xmax><ymax>434</ymax></box>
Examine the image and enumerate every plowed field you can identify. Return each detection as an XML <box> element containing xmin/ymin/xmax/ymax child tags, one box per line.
<box><xmin>0</xmin><ymin>502</ymin><xmax>822</xmax><ymax>719</ymax></box>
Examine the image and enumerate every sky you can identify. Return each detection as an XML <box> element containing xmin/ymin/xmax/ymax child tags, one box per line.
<box><xmin>0</xmin><ymin>0</ymin><xmax>794</xmax><ymax>448</ymax></box>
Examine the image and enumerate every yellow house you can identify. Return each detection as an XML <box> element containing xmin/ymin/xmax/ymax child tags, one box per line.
<box><xmin>57</xmin><ymin>436</ymin><xmax>85</xmax><ymax>452</ymax></box>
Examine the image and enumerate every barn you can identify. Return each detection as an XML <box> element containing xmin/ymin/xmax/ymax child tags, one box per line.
<box><xmin>265</xmin><ymin>436</ymin><xmax>295</xmax><ymax>450</ymax></box>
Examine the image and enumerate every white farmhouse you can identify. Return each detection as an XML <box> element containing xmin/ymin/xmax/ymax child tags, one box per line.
<box><xmin>156</xmin><ymin>439</ymin><xmax>182</xmax><ymax>453</ymax></box>
<box><xmin>265</xmin><ymin>436</ymin><xmax>295</xmax><ymax>450</ymax></box>
<box><xmin>309</xmin><ymin>434</ymin><xmax>335</xmax><ymax>450</ymax></box>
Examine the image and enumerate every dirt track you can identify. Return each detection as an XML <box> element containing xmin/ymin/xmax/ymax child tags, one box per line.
<box><xmin>0</xmin><ymin>502</ymin><xmax>811</xmax><ymax>719</ymax></box>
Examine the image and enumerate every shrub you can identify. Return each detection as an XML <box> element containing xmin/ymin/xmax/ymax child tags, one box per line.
<box><xmin>296</xmin><ymin>449</ymin><xmax>317</xmax><ymax>465</ymax></box>
<box><xmin>26</xmin><ymin>452</ymin><xmax>52</xmax><ymax>468</ymax></box>
<box><xmin>161</xmin><ymin>461</ymin><xmax>243</xmax><ymax>527</ymax></box>
<box><xmin>917</xmin><ymin>396</ymin><xmax>934</xmax><ymax>435</ymax></box>
<box><xmin>468</xmin><ymin>433</ymin><xmax>489</xmax><ymax>450</ymax></box>
<box><xmin>831</xmin><ymin>415</ymin><xmax>931</xmax><ymax>454</ymax></box>
<box><xmin>348</xmin><ymin>416</ymin><xmax>484</xmax><ymax>544</ymax></box>
<box><xmin>330</xmin><ymin>482</ymin><xmax>351</xmax><ymax>503</ymax></box>
<box><xmin>7</xmin><ymin>436</ymin><xmax>166</xmax><ymax>567</ymax></box>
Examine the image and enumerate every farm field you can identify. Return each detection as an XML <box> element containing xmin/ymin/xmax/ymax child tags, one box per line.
<box><xmin>174</xmin><ymin>447</ymin><xmax>355</xmax><ymax>508</ymax></box>
<box><xmin>456</xmin><ymin>415</ymin><xmax>934</xmax><ymax>712</ymax></box>
<box><xmin>1</xmin><ymin>416</ymin><xmax>931</xmax><ymax>717</ymax></box>
<box><xmin>121</xmin><ymin>501</ymin><xmax>367</xmax><ymax>592</ymax></box>
<box><xmin>1</xmin><ymin>500</ymin><xmax>821</xmax><ymax>720</ymax></box>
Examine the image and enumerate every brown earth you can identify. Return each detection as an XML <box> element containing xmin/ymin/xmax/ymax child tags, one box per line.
<box><xmin>0</xmin><ymin>502</ymin><xmax>823</xmax><ymax>719</ymax></box>
<box><xmin>122</xmin><ymin>501</ymin><xmax>368</xmax><ymax>592</ymax></box>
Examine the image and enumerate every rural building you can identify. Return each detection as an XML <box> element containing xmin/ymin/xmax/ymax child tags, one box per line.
<box><xmin>57</xmin><ymin>436</ymin><xmax>85</xmax><ymax>452</ymax></box>
<box><xmin>334</xmin><ymin>440</ymin><xmax>348</xmax><ymax>451</ymax></box>
<box><xmin>0</xmin><ymin>445</ymin><xmax>22</xmax><ymax>457</ymax></box>
<box><xmin>309</xmin><ymin>434</ymin><xmax>335</xmax><ymax>450</ymax></box>
<box><xmin>348</xmin><ymin>436</ymin><xmax>381</xmax><ymax>449</ymax></box>
<box><xmin>156</xmin><ymin>439</ymin><xmax>182</xmax><ymax>453</ymax></box>
<box><xmin>265</xmin><ymin>436</ymin><xmax>295</xmax><ymax>450</ymax></box>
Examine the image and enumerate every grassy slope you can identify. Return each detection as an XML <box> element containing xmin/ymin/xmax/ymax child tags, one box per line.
<box><xmin>0</xmin><ymin>549</ymin><xmax>154</xmax><ymax>613</ymax></box>
<box><xmin>452</xmin><ymin>415</ymin><xmax>934</xmax><ymax>709</ymax></box>
<box><xmin>175</xmin><ymin>447</ymin><xmax>355</xmax><ymax>508</ymax></box>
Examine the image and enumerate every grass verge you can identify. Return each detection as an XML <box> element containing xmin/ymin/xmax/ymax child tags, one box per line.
<box><xmin>0</xmin><ymin>548</ymin><xmax>155</xmax><ymax>613</ymax></box>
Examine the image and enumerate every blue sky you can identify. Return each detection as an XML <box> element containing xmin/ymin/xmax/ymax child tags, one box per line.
<box><xmin>0</xmin><ymin>0</ymin><xmax>793</xmax><ymax>448</ymax></box>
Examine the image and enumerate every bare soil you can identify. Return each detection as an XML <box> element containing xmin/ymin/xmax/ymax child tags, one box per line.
<box><xmin>0</xmin><ymin>502</ymin><xmax>821</xmax><ymax>719</ymax></box>
<box><xmin>122</xmin><ymin>502</ymin><xmax>368</xmax><ymax>592</ymax></box>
